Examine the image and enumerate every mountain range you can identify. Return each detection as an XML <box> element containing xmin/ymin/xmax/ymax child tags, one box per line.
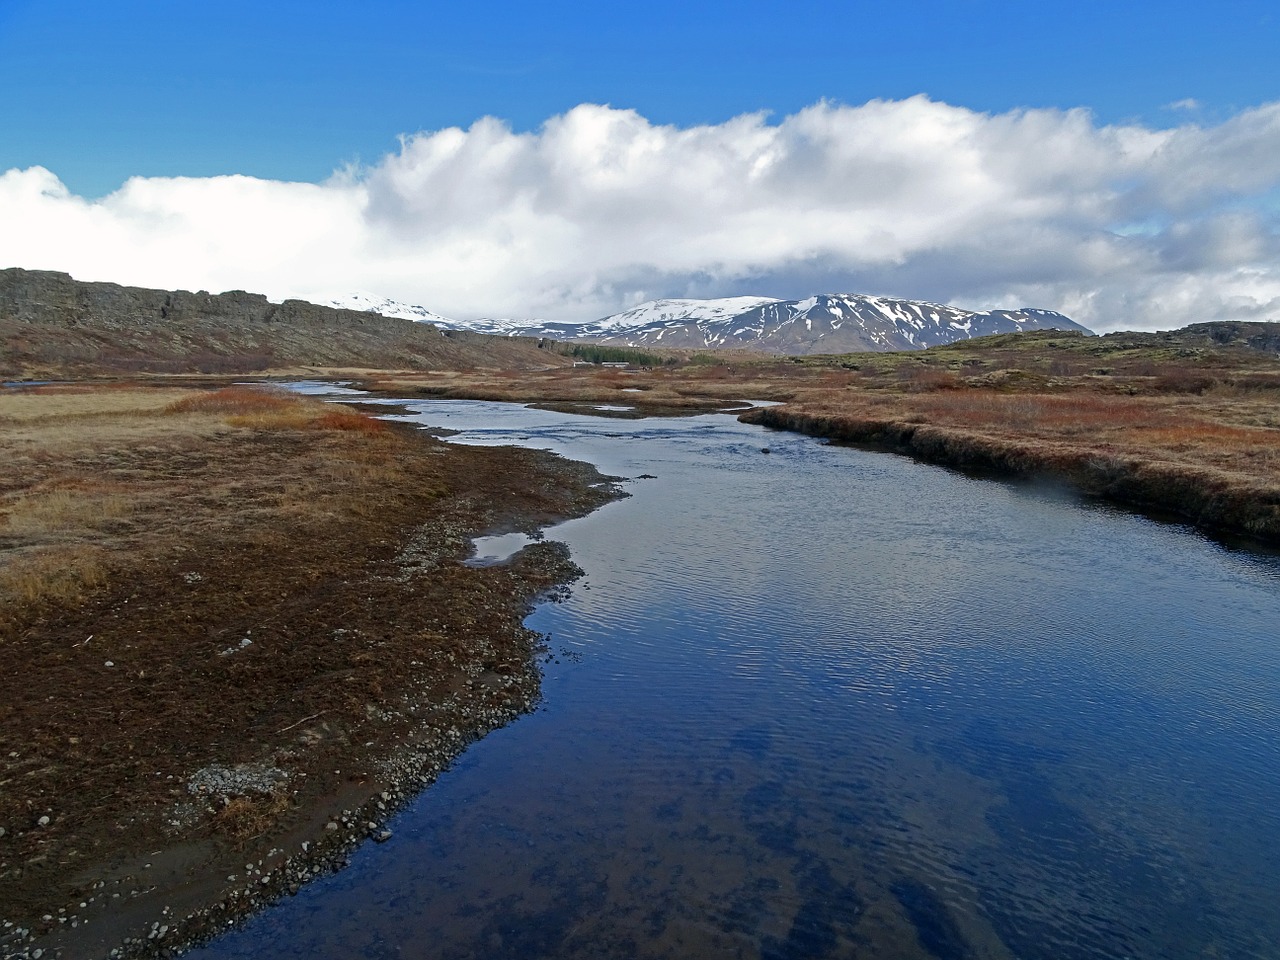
<box><xmin>324</xmin><ymin>292</ymin><xmax>1090</xmax><ymax>354</ymax></box>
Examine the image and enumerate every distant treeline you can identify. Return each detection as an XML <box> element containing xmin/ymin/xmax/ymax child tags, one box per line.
<box><xmin>558</xmin><ymin>344</ymin><xmax>676</xmax><ymax>366</ymax></box>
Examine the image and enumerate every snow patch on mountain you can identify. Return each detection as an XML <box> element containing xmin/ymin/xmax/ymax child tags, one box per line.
<box><xmin>594</xmin><ymin>297</ymin><xmax>782</xmax><ymax>331</ymax></box>
<box><xmin>325</xmin><ymin>292</ymin><xmax>453</xmax><ymax>327</ymax></box>
<box><xmin>316</xmin><ymin>290</ymin><xmax>1088</xmax><ymax>355</ymax></box>
<box><xmin>585</xmin><ymin>294</ymin><xmax>1090</xmax><ymax>354</ymax></box>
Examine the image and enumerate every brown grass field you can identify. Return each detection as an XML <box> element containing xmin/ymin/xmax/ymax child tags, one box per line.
<box><xmin>0</xmin><ymin>383</ymin><xmax>618</xmax><ymax>958</ymax></box>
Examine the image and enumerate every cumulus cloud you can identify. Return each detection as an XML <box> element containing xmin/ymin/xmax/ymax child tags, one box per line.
<box><xmin>3</xmin><ymin>97</ymin><xmax>1280</xmax><ymax>331</ymax></box>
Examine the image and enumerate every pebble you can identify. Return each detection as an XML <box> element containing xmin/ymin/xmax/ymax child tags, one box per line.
<box><xmin>36</xmin><ymin>816</ymin><xmax>50</xmax><ymax>828</ymax></box>
<box><xmin>4</xmin><ymin>614</ymin><xmax>550</xmax><ymax>960</ymax></box>
<box><xmin>187</xmin><ymin>762</ymin><xmax>288</xmax><ymax>799</ymax></box>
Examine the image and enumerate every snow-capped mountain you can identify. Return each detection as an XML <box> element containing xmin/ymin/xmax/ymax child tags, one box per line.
<box><xmin>324</xmin><ymin>293</ymin><xmax>561</xmax><ymax>337</ymax></box>
<box><xmin>325</xmin><ymin>292</ymin><xmax>454</xmax><ymax>327</ymax></box>
<box><xmin>591</xmin><ymin>297</ymin><xmax>782</xmax><ymax>331</ymax></box>
<box><xmin>319</xmin><ymin>291</ymin><xmax>1088</xmax><ymax>354</ymax></box>
<box><xmin>584</xmin><ymin>294</ymin><xmax>1089</xmax><ymax>353</ymax></box>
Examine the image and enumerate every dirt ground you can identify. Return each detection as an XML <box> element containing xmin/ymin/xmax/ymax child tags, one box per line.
<box><xmin>0</xmin><ymin>384</ymin><xmax>622</xmax><ymax>959</ymax></box>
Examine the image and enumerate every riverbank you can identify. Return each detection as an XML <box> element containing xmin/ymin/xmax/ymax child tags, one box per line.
<box><xmin>354</xmin><ymin>348</ymin><xmax>1280</xmax><ymax>546</ymax></box>
<box><xmin>739</xmin><ymin>394</ymin><xmax>1280</xmax><ymax>545</ymax></box>
<box><xmin>0</xmin><ymin>384</ymin><xmax>622</xmax><ymax>959</ymax></box>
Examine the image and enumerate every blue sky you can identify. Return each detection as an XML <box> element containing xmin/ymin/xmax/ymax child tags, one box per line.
<box><xmin>2</xmin><ymin>1</ymin><xmax>1279</xmax><ymax>329</ymax></box>
<box><xmin>4</xmin><ymin>0</ymin><xmax>1276</xmax><ymax>197</ymax></box>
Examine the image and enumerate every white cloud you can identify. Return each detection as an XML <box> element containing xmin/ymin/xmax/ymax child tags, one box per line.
<box><xmin>3</xmin><ymin>96</ymin><xmax>1279</xmax><ymax>331</ymax></box>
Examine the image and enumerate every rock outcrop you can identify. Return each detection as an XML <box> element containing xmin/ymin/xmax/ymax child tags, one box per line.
<box><xmin>0</xmin><ymin>269</ymin><xmax>561</xmax><ymax>376</ymax></box>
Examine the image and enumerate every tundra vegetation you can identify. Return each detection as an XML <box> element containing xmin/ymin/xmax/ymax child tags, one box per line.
<box><xmin>0</xmin><ymin>383</ymin><xmax>618</xmax><ymax>958</ymax></box>
<box><xmin>3</xmin><ymin>295</ymin><xmax>1279</xmax><ymax>957</ymax></box>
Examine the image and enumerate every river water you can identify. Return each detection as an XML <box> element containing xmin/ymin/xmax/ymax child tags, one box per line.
<box><xmin>193</xmin><ymin>399</ymin><xmax>1280</xmax><ymax>960</ymax></box>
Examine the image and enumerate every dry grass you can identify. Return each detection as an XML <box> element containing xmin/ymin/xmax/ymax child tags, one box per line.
<box><xmin>0</xmin><ymin>385</ymin><xmax>194</xmax><ymax>421</ymax></box>
<box><xmin>1139</xmin><ymin>421</ymin><xmax>1280</xmax><ymax>453</ymax></box>
<box><xmin>0</xmin><ymin>384</ymin><xmax>396</xmax><ymax>625</ymax></box>
<box><xmin>311</xmin><ymin>408</ymin><xmax>389</xmax><ymax>433</ymax></box>
<box><xmin>166</xmin><ymin>384</ymin><xmax>298</xmax><ymax>415</ymax></box>
<box><xmin>4</xmin><ymin>483</ymin><xmax>133</xmax><ymax>537</ymax></box>
<box><xmin>909</xmin><ymin>391</ymin><xmax>1178</xmax><ymax>433</ymax></box>
<box><xmin>168</xmin><ymin>384</ymin><xmax>389</xmax><ymax>434</ymax></box>
<box><xmin>0</xmin><ymin>544</ymin><xmax>110</xmax><ymax>612</ymax></box>
<box><xmin>211</xmin><ymin>790</ymin><xmax>294</xmax><ymax>845</ymax></box>
<box><xmin>170</xmin><ymin>384</ymin><xmax>318</xmax><ymax>431</ymax></box>
<box><xmin>772</xmin><ymin>387</ymin><xmax>1280</xmax><ymax>470</ymax></box>
<box><xmin>364</xmin><ymin>362</ymin><xmax>802</xmax><ymax>410</ymax></box>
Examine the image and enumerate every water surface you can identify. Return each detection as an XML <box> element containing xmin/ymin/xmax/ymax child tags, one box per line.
<box><xmin>193</xmin><ymin>400</ymin><xmax>1280</xmax><ymax>960</ymax></box>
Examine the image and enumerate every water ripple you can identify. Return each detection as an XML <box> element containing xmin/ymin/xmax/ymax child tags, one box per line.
<box><xmin>194</xmin><ymin>399</ymin><xmax>1280</xmax><ymax>960</ymax></box>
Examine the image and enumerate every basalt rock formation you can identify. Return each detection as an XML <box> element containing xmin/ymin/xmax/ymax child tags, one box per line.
<box><xmin>0</xmin><ymin>268</ymin><xmax>562</xmax><ymax>377</ymax></box>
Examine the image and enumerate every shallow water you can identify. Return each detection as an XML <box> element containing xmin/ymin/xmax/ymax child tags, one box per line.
<box><xmin>193</xmin><ymin>400</ymin><xmax>1280</xmax><ymax>960</ymax></box>
<box><xmin>465</xmin><ymin>531</ymin><xmax>542</xmax><ymax>567</ymax></box>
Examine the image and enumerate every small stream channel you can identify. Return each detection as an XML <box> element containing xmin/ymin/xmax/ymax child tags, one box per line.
<box><xmin>192</xmin><ymin>395</ymin><xmax>1280</xmax><ymax>960</ymax></box>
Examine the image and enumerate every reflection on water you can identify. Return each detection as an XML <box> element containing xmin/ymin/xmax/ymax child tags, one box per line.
<box><xmin>465</xmin><ymin>531</ymin><xmax>540</xmax><ymax>567</ymax></box>
<box><xmin>193</xmin><ymin>401</ymin><xmax>1280</xmax><ymax>960</ymax></box>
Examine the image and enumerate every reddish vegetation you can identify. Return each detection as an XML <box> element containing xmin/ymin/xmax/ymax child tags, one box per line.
<box><xmin>164</xmin><ymin>384</ymin><xmax>300</xmax><ymax>414</ymax></box>
<box><xmin>0</xmin><ymin>385</ymin><xmax>618</xmax><ymax>958</ymax></box>
<box><xmin>737</xmin><ymin>377</ymin><xmax>1280</xmax><ymax>542</ymax></box>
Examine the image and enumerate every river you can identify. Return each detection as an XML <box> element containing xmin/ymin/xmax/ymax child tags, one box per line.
<box><xmin>192</xmin><ymin>398</ymin><xmax>1280</xmax><ymax>960</ymax></box>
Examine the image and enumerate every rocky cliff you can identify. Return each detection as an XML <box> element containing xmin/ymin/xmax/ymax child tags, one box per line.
<box><xmin>0</xmin><ymin>269</ymin><xmax>562</xmax><ymax>377</ymax></box>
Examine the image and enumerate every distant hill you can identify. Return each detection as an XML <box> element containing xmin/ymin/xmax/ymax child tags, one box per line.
<box><xmin>583</xmin><ymin>294</ymin><xmax>1090</xmax><ymax>353</ymax></box>
<box><xmin>326</xmin><ymin>291</ymin><xmax>1089</xmax><ymax>354</ymax></box>
<box><xmin>0</xmin><ymin>269</ymin><xmax>564</xmax><ymax>378</ymax></box>
<box><xmin>1107</xmin><ymin>321</ymin><xmax>1280</xmax><ymax>355</ymax></box>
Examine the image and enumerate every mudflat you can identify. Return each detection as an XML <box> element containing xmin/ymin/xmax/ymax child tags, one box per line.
<box><xmin>0</xmin><ymin>384</ymin><xmax>621</xmax><ymax>959</ymax></box>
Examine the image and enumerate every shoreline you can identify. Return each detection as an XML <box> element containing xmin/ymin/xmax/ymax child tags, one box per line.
<box><xmin>0</xmin><ymin>388</ymin><xmax>625</xmax><ymax>960</ymax></box>
<box><xmin>738</xmin><ymin>405</ymin><xmax>1280</xmax><ymax>547</ymax></box>
<box><xmin>6</xmin><ymin>367</ymin><xmax>1279</xmax><ymax>956</ymax></box>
